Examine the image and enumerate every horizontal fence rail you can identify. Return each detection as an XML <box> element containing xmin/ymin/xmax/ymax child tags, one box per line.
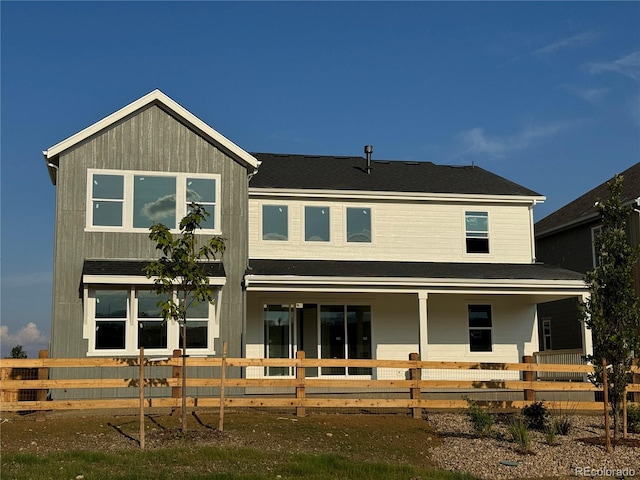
<box><xmin>1</xmin><ymin>351</ymin><xmax>639</xmax><ymax>418</ymax></box>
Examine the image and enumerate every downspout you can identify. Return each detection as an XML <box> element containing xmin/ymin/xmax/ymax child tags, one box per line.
<box><xmin>242</xmin><ymin>162</ymin><xmax>261</xmax><ymax>359</ymax></box>
<box><xmin>529</xmin><ymin>200</ymin><xmax>537</xmax><ymax>263</ymax></box>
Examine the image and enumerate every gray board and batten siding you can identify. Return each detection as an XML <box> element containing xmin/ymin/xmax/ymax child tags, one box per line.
<box><xmin>48</xmin><ymin>104</ymin><xmax>249</xmax><ymax>399</ymax></box>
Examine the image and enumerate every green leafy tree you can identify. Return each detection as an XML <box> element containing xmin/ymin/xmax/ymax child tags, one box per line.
<box><xmin>579</xmin><ymin>174</ymin><xmax>640</xmax><ymax>440</ymax></box>
<box><xmin>145</xmin><ymin>202</ymin><xmax>225</xmax><ymax>432</ymax></box>
<box><xmin>7</xmin><ymin>345</ymin><xmax>27</xmax><ymax>359</ymax></box>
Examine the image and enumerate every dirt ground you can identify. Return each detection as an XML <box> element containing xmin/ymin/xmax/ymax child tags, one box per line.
<box><xmin>0</xmin><ymin>408</ymin><xmax>441</xmax><ymax>469</ymax></box>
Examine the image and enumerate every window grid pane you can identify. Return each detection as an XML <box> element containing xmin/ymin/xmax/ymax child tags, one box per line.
<box><xmin>133</xmin><ymin>175</ymin><xmax>177</xmax><ymax>229</ymax></box>
<box><xmin>305</xmin><ymin>206</ymin><xmax>330</xmax><ymax>242</ymax></box>
<box><xmin>346</xmin><ymin>208</ymin><xmax>371</xmax><ymax>243</ymax></box>
<box><xmin>262</xmin><ymin>205</ymin><xmax>288</xmax><ymax>241</ymax></box>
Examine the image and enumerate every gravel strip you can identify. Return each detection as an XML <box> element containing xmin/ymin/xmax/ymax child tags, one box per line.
<box><xmin>428</xmin><ymin>413</ymin><xmax>639</xmax><ymax>479</ymax></box>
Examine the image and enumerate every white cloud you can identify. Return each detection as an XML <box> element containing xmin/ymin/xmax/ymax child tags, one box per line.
<box><xmin>564</xmin><ymin>85</ymin><xmax>609</xmax><ymax>105</ymax></box>
<box><xmin>140</xmin><ymin>194</ymin><xmax>176</xmax><ymax>222</ymax></box>
<box><xmin>0</xmin><ymin>322</ymin><xmax>48</xmax><ymax>357</ymax></box>
<box><xmin>586</xmin><ymin>51</ymin><xmax>640</xmax><ymax>81</ymax></box>
<box><xmin>530</xmin><ymin>29</ymin><xmax>600</xmax><ymax>56</ymax></box>
<box><xmin>455</xmin><ymin>121</ymin><xmax>574</xmax><ymax>159</ymax></box>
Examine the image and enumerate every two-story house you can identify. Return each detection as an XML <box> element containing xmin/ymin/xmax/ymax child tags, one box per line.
<box><xmin>44</xmin><ymin>90</ymin><xmax>588</xmax><ymax>391</ymax></box>
<box><xmin>535</xmin><ymin>162</ymin><xmax>640</xmax><ymax>353</ymax></box>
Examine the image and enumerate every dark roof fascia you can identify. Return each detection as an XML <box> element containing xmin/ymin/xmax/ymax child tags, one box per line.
<box><xmin>83</xmin><ymin>259</ymin><xmax>225</xmax><ymax>278</ymax></box>
<box><xmin>246</xmin><ymin>259</ymin><xmax>584</xmax><ymax>282</ymax></box>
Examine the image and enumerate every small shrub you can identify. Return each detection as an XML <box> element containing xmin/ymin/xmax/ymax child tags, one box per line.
<box><xmin>508</xmin><ymin>416</ymin><xmax>532</xmax><ymax>453</ymax></box>
<box><xmin>628</xmin><ymin>404</ymin><xmax>640</xmax><ymax>433</ymax></box>
<box><xmin>465</xmin><ymin>399</ymin><xmax>494</xmax><ymax>437</ymax></box>
<box><xmin>522</xmin><ymin>401</ymin><xmax>548</xmax><ymax>431</ymax></box>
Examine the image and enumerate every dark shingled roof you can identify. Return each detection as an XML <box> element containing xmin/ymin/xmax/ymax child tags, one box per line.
<box><xmin>250</xmin><ymin>153</ymin><xmax>542</xmax><ymax>197</ymax></box>
<box><xmin>83</xmin><ymin>260</ymin><xmax>225</xmax><ymax>277</ymax></box>
<box><xmin>247</xmin><ymin>259</ymin><xmax>584</xmax><ymax>282</ymax></box>
<box><xmin>536</xmin><ymin>162</ymin><xmax>640</xmax><ymax>237</ymax></box>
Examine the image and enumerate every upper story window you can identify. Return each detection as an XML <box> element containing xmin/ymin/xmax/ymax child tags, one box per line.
<box><xmin>305</xmin><ymin>206</ymin><xmax>330</xmax><ymax>242</ymax></box>
<box><xmin>88</xmin><ymin>170</ymin><xmax>220</xmax><ymax>233</ymax></box>
<box><xmin>262</xmin><ymin>205</ymin><xmax>288</xmax><ymax>241</ymax></box>
<box><xmin>465</xmin><ymin>211</ymin><xmax>489</xmax><ymax>254</ymax></box>
<box><xmin>468</xmin><ymin>304</ymin><xmax>492</xmax><ymax>352</ymax></box>
<box><xmin>92</xmin><ymin>174</ymin><xmax>125</xmax><ymax>227</ymax></box>
<box><xmin>346</xmin><ymin>207</ymin><xmax>371</xmax><ymax>243</ymax></box>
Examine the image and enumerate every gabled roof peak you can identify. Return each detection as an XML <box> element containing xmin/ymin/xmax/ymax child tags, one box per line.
<box><xmin>43</xmin><ymin>89</ymin><xmax>259</xmax><ymax>184</ymax></box>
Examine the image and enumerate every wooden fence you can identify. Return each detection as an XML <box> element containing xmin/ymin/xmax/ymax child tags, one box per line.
<box><xmin>1</xmin><ymin>351</ymin><xmax>639</xmax><ymax>419</ymax></box>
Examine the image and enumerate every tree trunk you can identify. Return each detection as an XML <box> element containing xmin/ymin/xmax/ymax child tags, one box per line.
<box><xmin>181</xmin><ymin>318</ymin><xmax>187</xmax><ymax>433</ymax></box>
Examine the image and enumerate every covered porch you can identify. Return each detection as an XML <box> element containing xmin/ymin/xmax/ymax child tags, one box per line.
<box><xmin>243</xmin><ymin>260</ymin><xmax>588</xmax><ymax>382</ymax></box>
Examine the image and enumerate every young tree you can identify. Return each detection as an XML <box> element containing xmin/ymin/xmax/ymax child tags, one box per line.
<box><xmin>7</xmin><ymin>345</ymin><xmax>27</xmax><ymax>359</ymax></box>
<box><xmin>579</xmin><ymin>174</ymin><xmax>640</xmax><ymax>440</ymax></box>
<box><xmin>145</xmin><ymin>203</ymin><xmax>225</xmax><ymax>432</ymax></box>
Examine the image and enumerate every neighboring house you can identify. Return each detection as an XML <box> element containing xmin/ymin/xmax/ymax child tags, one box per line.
<box><xmin>44</xmin><ymin>90</ymin><xmax>588</xmax><ymax>390</ymax></box>
<box><xmin>535</xmin><ymin>162</ymin><xmax>640</xmax><ymax>352</ymax></box>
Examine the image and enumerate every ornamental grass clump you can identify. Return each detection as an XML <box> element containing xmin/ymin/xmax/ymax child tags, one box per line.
<box><xmin>508</xmin><ymin>416</ymin><xmax>532</xmax><ymax>453</ymax></box>
<box><xmin>464</xmin><ymin>399</ymin><xmax>494</xmax><ymax>437</ymax></box>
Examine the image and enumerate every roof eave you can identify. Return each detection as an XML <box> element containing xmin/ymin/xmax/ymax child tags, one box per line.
<box><xmin>250</xmin><ymin>187</ymin><xmax>546</xmax><ymax>203</ymax></box>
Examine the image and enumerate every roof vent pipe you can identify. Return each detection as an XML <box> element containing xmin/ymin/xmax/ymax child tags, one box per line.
<box><xmin>364</xmin><ymin>145</ymin><xmax>373</xmax><ymax>174</ymax></box>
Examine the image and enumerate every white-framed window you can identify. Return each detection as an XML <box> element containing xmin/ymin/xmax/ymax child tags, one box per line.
<box><xmin>87</xmin><ymin>169</ymin><xmax>221</xmax><ymax>233</ymax></box>
<box><xmin>465</xmin><ymin>211</ymin><xmax>489</xmax><ymax>254</ymax></box>
<box><xmin>304</xmin><ymin>206</ymin><xmax>330</xmax><ymax>242</ymax></box>
<box><xmin>346</xmin><ymin>207</ymin><xmax>372</xmax><ymax>243</ymax></box>
<box><xmin>85</xmin><ymin>286</ymin><xmax>219</xmax><ymax>356</ymax></box>
<box><xmin>262</xmin><ymin>205</ymin><xmax>288</xmax><ymax>241</ymax></box>
<box><xmin>468</xmin><ymin>304</ymin><xmax>492</xmax><ymax>352</ymax></box>
<box><xmin>542</xmin><ymin>318</ymin><xmax>552</xmax><ymax>351</ymax></box>
<box><xmin>591</xmin><ymin>225</ymin><xmax>602</xmax><ymax>268</ymax></box>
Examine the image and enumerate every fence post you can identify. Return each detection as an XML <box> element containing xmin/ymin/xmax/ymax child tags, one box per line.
<box><xmin>296</xmin><ymin>350</ymin><xmax>306</xmax><ymax>417</ymax></box>
<box><xmin>409</xmin><ymin>352</ymin><xmax>421</xmax><ymax>419</ymax></box>
<box><xmin>139</xmin><ymin>347</ymin><xmax>145</xmax><ymax>450</ymax></box>
<box><xmin>36</xmin><ymin>350</ymin><xmax>49</xmax><ymax>422</ymax></box>
<box><xmin>632</xmin><ymin>358</ymin><xmax>639</xmax><ymax>403</ymax></box>
<box><xmin>218</xmin><ymin>341</ymin><xmax>227</xmax><ymax>432</ymax></box>
<box><xmin>522</xmin><ymin>355</ymin><xmax>535</xmax><ymax>403</ymax></box>
<box><xmin>602</xmin><ymin>357</ymin><xmax>611</xmax><ymax>453</ymax></box>
<box><xmin>171</xmin><ymin>349</ymin><xmax>181</xmax><ymax>416</ymax></box>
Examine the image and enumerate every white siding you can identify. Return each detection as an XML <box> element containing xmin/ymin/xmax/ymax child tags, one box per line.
<box><xmin>249</xmin><ymin>197</ymin><xmax>534</xmax><ymax>263</ymax></box>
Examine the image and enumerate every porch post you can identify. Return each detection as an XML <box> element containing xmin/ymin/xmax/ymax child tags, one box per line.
<box><xmin>580</xmin><ymin>293</ymin><xmax>593</xmax><ymax>357</ymax></box>
<box><xmin>418</xmin><ymin>291</ymin><xmax>429</xmax><ymax>359</ymax></box>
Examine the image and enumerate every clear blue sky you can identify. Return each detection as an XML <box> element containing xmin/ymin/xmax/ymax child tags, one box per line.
<box><xmin>2</xmin><ymin>1</ymin><xmax>639</xmax><ymax>357</ymax></box>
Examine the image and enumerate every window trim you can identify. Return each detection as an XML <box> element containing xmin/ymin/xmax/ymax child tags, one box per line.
<box><xmin>261</xmin><ymin>204</ymin><xmax>289</xmax><ymax>242</ymax></box>
<box><xmin>467</xmin><ymin>303</ymin><xmax>493</xmax><ymax>353</ymax></box>
<box><xmin>304</xmin><ymin>205</ymin><xmax>331</xmax><ymax>242</ymax></box>
<box><xmin>542</xmin><ymin>318</ymin><xmax>552</xmax><ymax>351</ymax></box>
<box><xmin>464</xmin><ymin>211</ymin><xmax>490</xmax><ymax>255</ymax></box>
<box><xmin>86</xmin><ymin>169</ymin><xmax>221</xmax><ymax>234</ymax></box>
<box><xmin>344</xmin><ymin>206</ymin><xmax>373</xmax><ymax>244</ymax></box>
<box><xmin>83</xmin><ymin>283</ymin><xmax>222</xmax><ymax>356</ymax></box>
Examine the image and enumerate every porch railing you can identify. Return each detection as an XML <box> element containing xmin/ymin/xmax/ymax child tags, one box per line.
<box><xmin>533</xmin><ymin>349</ymin><xmax>585</xmax><ymax>381</ymax></box>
